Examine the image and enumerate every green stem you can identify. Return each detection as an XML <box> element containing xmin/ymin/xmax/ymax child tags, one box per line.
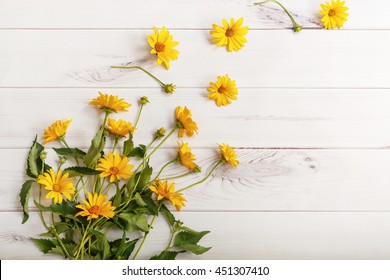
<box><xmin>111</xmin><ymin>65</ymin><xmax>166</xmax><ymax>87</ymax></box>
<box><xmin>159</xmin><ymin>170</ymin><xmax>194</xmax><ymax>181</ymax></box>
<box><xmin>134</xmin><ymin>104</ymin><xmax>144</xmax><ymax>129</ymax></box>
<box><xmin>152</xmin><ymin>158</ymin><xmax>177</xmax><ymax>181</ymax></box>
<box><xmin>50</xmin><ymin>228</ymin><xmax>72</xmax><ymax>259</ymax></box>
<box><xmin>165</xmin><ymin>228</ymin><xmax>176</xmax><ymax>251</ymax></box>
<box><xmin>145</xmin><ymin>128</ymin><xmax>176</xmax><ymax>162</ymax></box>
<box><xmin>178</xmin><ymin>160</ymin><xmax>222</xmax><ymax>192</ymax></box>
<box><xmin>38</xmin><ymin>186</ymin><xmax>49</xmax><ymax>230</ymax></box>
<box><xmin>132</xmin><ymin>203</ymin><xmax>163</xmax><ymax>260</ymax></box>
<box><xmin>255</xmin><ymin>0</ymin><xmax>302</xmax><ymax>32</ymax></box>
<box><xmin>112</xmin><ymin>137</ymin><xmax>119</xmax><ymax>152</ymax></box>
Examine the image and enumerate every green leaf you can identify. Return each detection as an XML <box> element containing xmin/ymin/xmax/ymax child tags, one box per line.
<box><xmin>96</xmin><ymin>234</ymin><xmax>110</xmax><ymax>260</ymax></box>
<box><xmin>26</xmin><ymin>135</ymin><xmax>44</xmax><ymax>178</ymax></box>
<box><xmin>19</xmin><ymin>180</ymin><xmax>35</xmax><ymax>223</ymax></box>
<box><xmin>63</xmin><ymin>166</ymin><xmax>101</xmax><ymax>177</ymax></box>
<box><xmin>111</xmin><ymin>236</ymin><xmax>138</xmax><ymax>260</ymax></box>
<box><xmin>128</xmin><ymin>145</ymin><xmax>146</xmax><ymax>158</ymax></box>
<box><xmin>54</xmin><ymin>222</ymin><xmax>71</xmax><ymax>234</ymax></box>
<box><xmin>123</xmin><ymin>133</ymin><xmax>134</xmax><ymax>157</ymax></box>
<box><xmin>141</xmin><ymin>195</ymin><xmax>158</xmax><ymax>215</ymax></box>
<box><xmin>174</xmin><ymin>230</ymin><xmax>211</xmax><ymax>255</ymax></box>
<box><xmin>150</xmin><ymin>250</ymin><xmax>179</xmax><ymax>260</ymax></box>
<box><xmin>117</xmin><ymin>213</ymin><xmax>149</xmax><ymax>232</ymax></box>
<box><xmin>32</xmin><ymin>238</ymin><xmax>56</xmax><ymax>253</ymax></box>
<box><xmin>53</xmin><ymin>147</ymin><xmax>86</xmax><ymax>157</ymax></box>
<box><xmin>48</xmin><ymin>242</ymin><xmax>76</xmax><ymax>258</ymax></box>
<box><xmin>175</xmin><ymin>243</ymin><xmax>211</xmax><ymax>255</ymax></box>
<box><xmin>136</xmin><ymin>162</ymin><xmax>153</xmax><ymax>190</ymax></box>
<box><xmin>50</xmin><ymin>201</ymin><xmax>77</xmax><ymax>216</ymax></box>
<box><xmin>161</xmin><ymin>204</ymin><xmax>176</xmax><ymax>227</ymax></box>
<box><xmin>133</xmin><ymin>192</ymin><xmax>147</xmax><ymax>207</ymax></box>
<box><xmin>34</xmin><ymin>200</ymin><xmax>51</xmax><ymax>212</ymax></box>
<box><xmin>84</xmin><ymin>128</ymin><xmax>105</xmax><ymax>168</ymax></box>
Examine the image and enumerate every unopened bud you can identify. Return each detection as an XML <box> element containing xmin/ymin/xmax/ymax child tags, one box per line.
<box><xmin>163</xmin><ymin>84</ymin><xmax>176</xmax><ymax>94</ymax></box>
<box><xmin>294</xmin><ymin>25</ymin><xmax>302</xmax><ymax>32</ymax></box>
<box><xmin>59</xmin><ymin>156</ymin><xmax>67</xmax><ymax>164</ymax></box>
<box><xmin>140</xmin><ymin>96</ymin><xmax>149</xmax><ymax>105</ymax></box>
<box><xmin>40</xmin><ymin>151</ymin><xmax>47</xmax><ymax>160</ymax></box>
<box><xmin>155</xmin><ymin>127</ymin><xmax>166</xmax><ymax>138</ymax></box>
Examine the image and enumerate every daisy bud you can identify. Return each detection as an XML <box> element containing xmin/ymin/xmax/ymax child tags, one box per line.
<box><xmin>140</xmin><ymin>96</ymin><xmax>149</xmax><ymax>105</ymax></box>
<box><xmin>59</xmin><ymin>156</ymin><xmax>67</xmax><ymax>164</ymax></box>
<box><xmin>155</xmin><ymin>127</ymin><xmax>166</xmax><ymax>138</ymax></box>
<box><xmin>40</xmin><ymin>151</ymin><xmax>47</xmax><ymax>160</ymax></box>
<box><xmin>164</xmin><ymin>84</ymin><xmax>176</xmax><ymax>94</ymax></box>
<box><xmin>294</xmin><ymin>25</ymin><xmax>303</xmax><ymax>32</ymax></box>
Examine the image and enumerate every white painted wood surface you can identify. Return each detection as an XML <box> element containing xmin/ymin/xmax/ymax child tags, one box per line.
<box><xmin>1</xmin><ymin>0</ymin><xmax>390</xmax><ymax>259</ymax></box>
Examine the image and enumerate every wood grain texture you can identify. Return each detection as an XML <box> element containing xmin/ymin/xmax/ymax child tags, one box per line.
<box><xmin>4</xmin><ymin>148</ymin><xmax>390</xmax><ymax>212</ymax></box>
<box><xmin>2</xmin><ymin>212</ymin><xmax>390</xmax><ymax>260</ymax></box>
<box><xmin>1</xmin><ymin>30</ymin><xmax>390</xmax><ymax>88</ymax></box>
<box><xmin>2</xmin><ymin>89</ymin><xmax>390</xmax><ymax>148</ymax></box>
<box><xmin>0</xmin><ymin>0</ymin><xmax>387</xmax><ymax>30</ymax></box>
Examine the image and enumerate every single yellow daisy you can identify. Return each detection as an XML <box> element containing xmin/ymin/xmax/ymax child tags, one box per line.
<box><xmin>175</xmin><ymin>106</ymin><xmax>198</xmax><ymax>138</ymax></box>
<box><xmin>210</xmin><ymin>17</ymin><xmax>248</xmax><ymax>52</ymax></box>
<box><xmin>219</xmin><ymin>143</ymin><xmax>239</xmax><ymax>168</ymax></box>
<box><xmin>178</xmin><ymin>141</ymin><xmax>198</xmax><ymax>171</ymax></box>
<box><xmin>37</xmin><ymin>169</ymin><xmax>75</xmax><ymax>204</ymax></box>
<box><xmin>96</xmin><ymin>152</ymin><xmax>133</xmax><ymax>182</ymax></box>
<box><xmin>75</xmin><ymin>192</ymin><xmax>116</xmax><ymax>220</ymax></box>
<box><xmin>89</xmin><ymin>92</ymin><xmax>131</xmax><ymax>113</ymax></box>
<box><xmin>149</xmin><ymin>180</ymin><xmax>186</xmax><ymax>211</ymax></box>
<box><xmin>147</xmin><ymin>26</ymin><xmax>179</xmax><ymax>69</ymax></box>
<box><xmin>106</xmin><ymin>118</ymin><xmax>135</xmax><ymax>138</ymax></box>
<box><xmin>208</xmin><ymin>74</ymin><xmax>238</xmax><ymax>107</ymax></box>
<box><xmin>42</xmin><ymin>119</ymin><xmax>72</xmax><ymax>144</ymax></box>
<box><xmin>319</xmin><ymin>0</ymin><xmax>349</xmax><ymax>30</ymax></box>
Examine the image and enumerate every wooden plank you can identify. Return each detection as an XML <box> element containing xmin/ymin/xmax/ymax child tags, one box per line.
<box><xmin>1</xmin><ymin>211</ymin><xmax>390</xmax><ymax>259</ymax></box>
<box><xmin>1</xmin><ymin>30</ymin><xmax>390</xmax><ymax>88</ymax></box>
<box><xmin>0</xmin><ymin>0</ymin><xmax>387</xmax><ymax>30</ymax></box>
<box><xmin>2</xmin><ymin>89</ymin><xmax>390</xmax><ymax>148</ymax></box>
<box><xmin>4</xmin><ymin>148</ymin><xmax>390</xmax><ymax>211</ymax></box>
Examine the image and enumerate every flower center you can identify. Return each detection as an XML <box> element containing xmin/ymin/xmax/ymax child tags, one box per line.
<box><xmin>155</xmin><ymin>42</ymin><xmax>166</xmax><ymax>52</ymax></box>
<box><xmin>89</xmin><ymin>205</ymin><xmax>100</xmax><ymax>215</ymax></box>
<box><xmin>52</xmin><ymin>184</ymin><xmax>61</xmax><ymax>192</ymax></box>
<box><xmin>218</xmin><ymin>86</ymin><xmax>226</xmax><ymax>94</ymax></box>
<box><xmin>109</xmin><ymin>167</ymin><xmax>120</xmax><ymax>175</ymax></box>
<box><xmin>328</xmin><ymin>9</ymin><xmax>336</xmax><ymax>16</ymax></box>
<box><xmin>225</xmin><ymin>28</ymin><xmax>234</xmax><ymax>37</ymax></box>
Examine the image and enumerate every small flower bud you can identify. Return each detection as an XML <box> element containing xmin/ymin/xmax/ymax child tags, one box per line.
<box><xmin>103</xmin><ymin>130</ymin><xmax>110</xmax><ymax>137</ymax></box>
<box><xmin>155</xmin><ymin>127</ymin><xmax>166</xmax><ymax>138</ymax></box>
<box><xmin>163</xmin><ymin>84</ymin><xmax>176</xmax><ymax>94</ymax></box>
<box><xmin>39</xmin><ymin>151</ymin><xmax>47</xmax><ymax>160</ymax></box>
<box><xmin>293</xmin><ymin>25</ymin><xmax>302</xmax><ymax>32</ymax></box>
<box><xmin>140</xmin><ymin>96</ymin><xmax>149</xmax><ymax>105</ymax></box>
<box><xmin>59</xmin><ymin>156</ymin><xmax>67</xmax><ymax>164</ymax></box>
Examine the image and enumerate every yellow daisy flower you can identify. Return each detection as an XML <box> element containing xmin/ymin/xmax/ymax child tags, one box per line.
<box><xmin>175</xmin><ymin>106</ymin><xmax>198</xmax><ymax>138</ymax></box>
<box><xmin>75</xmin><ymin>192</ymin><xmax>116</xmax><ymax>220</ymax></box>
<box><xmin>149</xmin><ymin>180</ymin><xmax>186</xmax><ymax>211</ymax></box>
<box><xmin>37</xmin><ymin>169</ymin><xmax>75</xmax><ymax>204</ymax></box>
<box><xmin>207</xmin><ymin>74</ymin><xmax>238</xmax><ymax>107</ymax></box>
<box><xmin>96</xmin><ymin>152</ymin><xmax>133</xmax><ymax>182</ymax></box>
<box><xmin>319</xmin><ymin>0</ymin><xmax>349</xmax><ymax>30</ymax></box>
<box><xmin>178</xmin><ymin>141</ymin><xmax>198</xmax><ymax>171</ymax></box>
<box><xmin>219</xmin><ymin>143</ymin><xmax>239</xmax><ymax>168</ymax></box>
<box><xmin>210</xmin><ymin>17</ymin><xmax>248</xmax><ymax>52</ymax></box>
<box><xmin>147</xmin><ymin>26</ymin><xmax>179</xmax><ymax>69</ymax></box>
<box><xmin>89</xmin><ymin>92</ymin><xmax>131</xmax><ymax>113</ymax></box>
<box><xmin>42</xmin><ymin>119</ymin><xmax>72</xmax><ymax>144</ymax></box>
<box><xmin>106</xmin><ymin>118</ymin><xmax>135</xmax><ymax>137</ymax></box>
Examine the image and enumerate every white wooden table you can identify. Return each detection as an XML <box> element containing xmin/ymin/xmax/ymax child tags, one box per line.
<box><xmin>1</xmin><ymin>0</ymin><xmax>390</xmax><ymax>259</ymax></box>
